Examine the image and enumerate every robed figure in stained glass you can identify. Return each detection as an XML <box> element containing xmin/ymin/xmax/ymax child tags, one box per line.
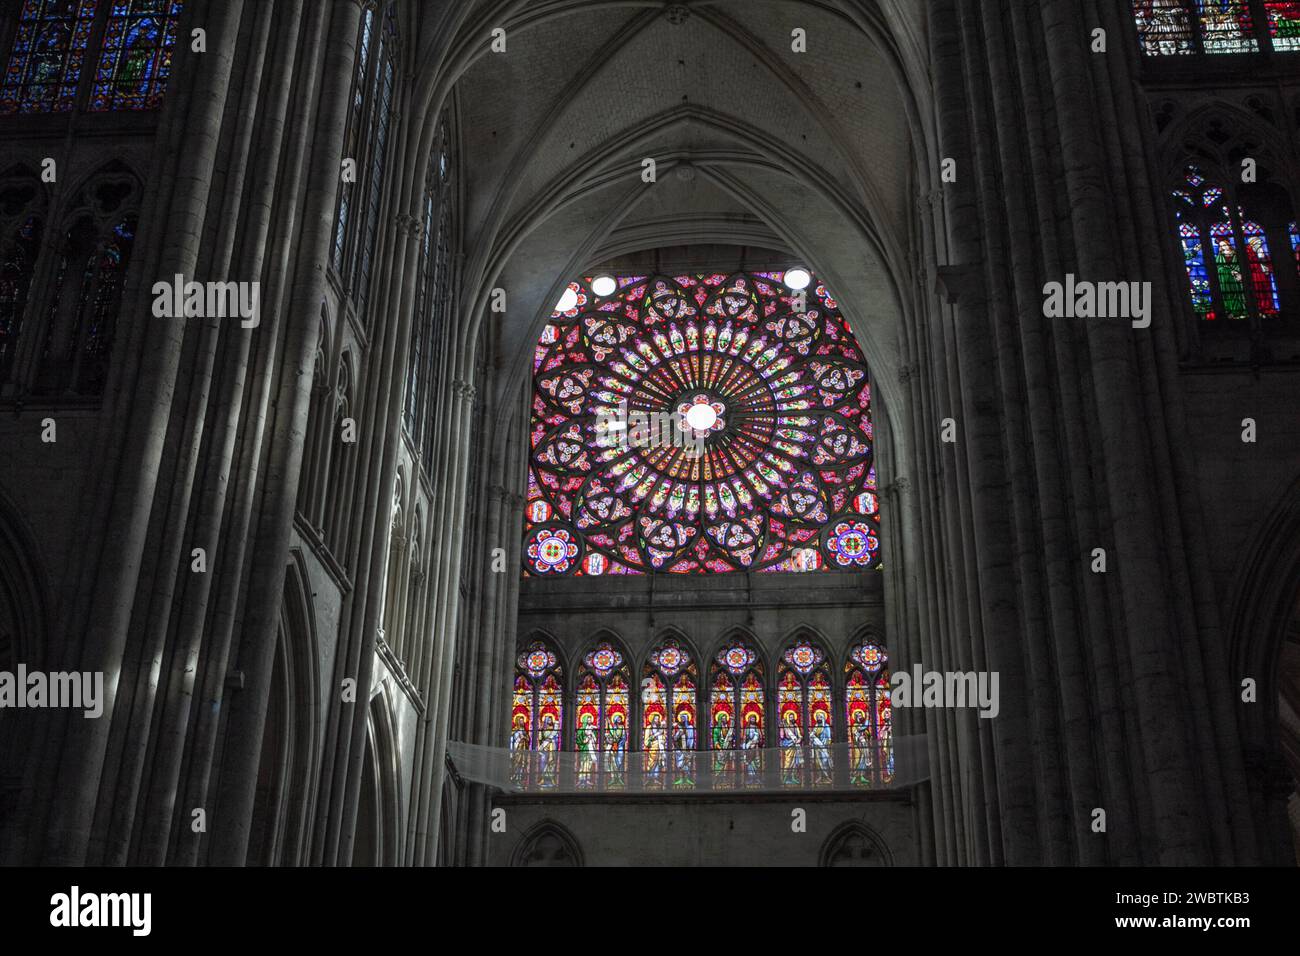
<box><xmin>673</xmin><ymin>711</ymin><xmax>695</xmax><ymax>786</ymax></box>
<box><xmin>810</xmin><ymin>711</ymin><xmax>834</xmax><ymax>785</ymax></box>
<box><xmin>779</xmin><ymin>711</ymin><xmax>803</xmax><ymax>786</ymax></box>
<box><xmin>849</xmin><ymin>711</ymin><xmax>873</xmax><ymax>785</ymax></box>
<box><xmin>645</xmin><ymin>713</ymin><xmax>667</xmax><ymax>778</ymax></box>
<box><xmin>742</xmin><ymin>712</ymin><xmax>762</xmax><ymax>784</ymax></box>
<box><xmin>606</xmin><ymin>712</ymin><xmax>627</xmax><ymax>787</ymax></box>
<box><xmin>538</xmin><ymin>713</ymin><xmax>560</xmax><ymax>788</ymax></box>
<box><xmin>575</xmin><ymin>713</ymin><xmax>596</xmax><ymax>788</ymax></box>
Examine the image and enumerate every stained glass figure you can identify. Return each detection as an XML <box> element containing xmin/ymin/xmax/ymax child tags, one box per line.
<box><xmin>1133</xmin><ymin>0</ymin><xmax>1196</xmax><ymax>53</ymax></box>
<box><xmin>89</xmin><ymin>0</ymin><xmax>184</xmax><ymax>111</ymax></box>
<box><xmin>511</xmin><ymin>639</ymin><xmax>562</xmax><ymax>788</ymax></box>
<box><xmin>708</xmin><ymin>640</ymin><xmax>764</xmax><ymax>789</ymax></box>
<box><xmin>1</xmin><ymin>0</ymin><xmax>99</xmax><ymax>113</ymax></box>
<box><xmin>574</xmin><ymin>641</ymin><xmax>629</xmax><ymax>790</ymax></box>
<box><xmin>1197</xmin><ymin>0</ymin><xmax>1258</xmax><ymax>51</ymax></box>
<box><xmin>777</xmin><ymin>640</ymin><xmax>833</xmax><ymax>787</ymax></box>
<box><xmin>1241</xmin><ymin>220</ymin><xmax>1280</xmax><ymax>315</ymax></box>
<box><xmin>1171</xmin><ymin>166</ymin><xmax>1283</xmax><ymax>322</ymax></box>
<box><xmin>1266</xmin><ymin>1</ymin><xmax>1300</xmax><ymax>49</ymax></box>
<box><xmin>642</xmin><ymin>637</ymin><xmax>697</xmax><ymax>789</ymax></box>
<box><xmin>524</xmin><ymin>271</ymin><xmax>881</xmax><ymax>576</ymax></box>
<box><xmin>845</xmin><ymin>640</ymin><xmax>889</xmax><ymax>787</ymax></box>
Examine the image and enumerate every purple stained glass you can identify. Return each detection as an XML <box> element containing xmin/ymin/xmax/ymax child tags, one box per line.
<box><xmin>523</xmin><ymin>271</ymin><xmax>881</xmax><ymax>576</ymax></box>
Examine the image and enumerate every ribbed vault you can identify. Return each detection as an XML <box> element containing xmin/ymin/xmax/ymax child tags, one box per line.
<box><xmin>409</xmin><ymin>0</ymin><xmax>933</xmax><ymax>419</ymax></box>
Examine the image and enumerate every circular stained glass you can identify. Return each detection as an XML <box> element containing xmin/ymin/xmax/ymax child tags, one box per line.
<box><xmin>717</xmin><ymin>644</ymin><xmax>758</xmax><ymax>676</ymax></box>
<box><xmin>783</xmin><ymin>641</ymin><xmax>824</xmax><ymax>675</ymax></box>
<box><xmin>524</xmin><ymin>271</ymin><xmax>882</xmax><ymax>574</ymax></box>
<box><xmin>824</xmin><ymin>519</ymin><xmax>879</xmax><ymax>567</ymax></box>
<box><xmin>651</xmin><ymin>641</ymin><xmax>690</xmax><ymax>676</ymax></box>
<box><xmin>850</xmin><ymin>642</ymin><xmax>885</xmax><ymax>673</ymax></box>
<box><xmin>518</xmin><ymin>643</ymin><xmax>557</xmax><ymax>678</ymax></box>
<box><xmin>584</xmin><ymin>643</ymin><xmax>623</xmax><ymax>676</ymax></box>
<box><xmin>525</xmin><ymin>525</ymin><xmax>580</xmax><ymax>574</ymax></box>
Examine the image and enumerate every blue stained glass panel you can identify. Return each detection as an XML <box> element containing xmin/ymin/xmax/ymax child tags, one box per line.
<box><xmin>1</xmin><ymin>0</ymin><xmax>100</xmax><ymax>114</ymax></box>
<box><xmin>89</xmin><ymin>0</ymin><xmax>184</xmax><ymax>112</ymax></box>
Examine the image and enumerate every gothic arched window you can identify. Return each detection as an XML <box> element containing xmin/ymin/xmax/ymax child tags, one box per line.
<box><xmin>641</xmin><ymin>636</ymin><xmax>698</xmax><ymax>789</ymax></box>
<box><xmin>1268</xmin><ymin>3</ymin><xmax>1300</xmax><ymax>50</ymax></box>
<box><xmin>35</xmin><ymin>212</ymin><xmax>136</xmax><ymax>396</ymax></box>
<box><xmin>845</xmin><ymin>639</ymin><xmax>893</xmax><ymax>786</ymax></box>
<box><xmin>0</xmin><ymin>206</ymin><xmax>44</xmax><ymax>388</ymax></box>
<box><xmin>1172</xmin><ymin>165</ymin><xmax>1285</xmax><ymax>322</ymax></box>
<box><xmin>404</xmin><ymin>109</ymin><xmax>456</xmax><ymax>472</ymax></box>
<box><xmin>0</xmin><ymin>0</ymin><xmax>99</xmax><ymax>113</ymax></box>
<box><xmin>331</xmin><ymin>2</ymin><xmax>397</xmax><ymax>316</ymax></box>
<box><xmin>523</xmin><ymin>270</ymin><xmax>880</xmax><ymax>576</ymax></box>
<box><xmin>511</xmin><ymin>639</ymin><xmax>563</xmax><ymax>789</ymax></box>
<box><xmin>709</xmin><ymin>639</ymin><xmax>765</xmax><ymax>789</ymax></box>
<box><xmin>1131</xmin><ymin>1</ymin><xmax>1260</xmax><ymax>54</ymax></box>
<box><xmin>573</xmin><ymin>640</ymin><xmax>629</xmax><ymax>790</ymax></box>
<box><xmin>88</xmin><ymin>0</ymin><xmax>184</xmax><ymax>111</ymax></box>
<box><xmin>777</xmin><ymin>638</ymin><xmax>834</xmax><ymax>787</ymax></box>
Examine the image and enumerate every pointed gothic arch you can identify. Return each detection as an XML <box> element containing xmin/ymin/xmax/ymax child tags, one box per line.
<box><xmin>509</xmin><ymin>819</ymin><xmax>583</xmax><ymax>867</ymax></box>
<box><xmin>819</xmin><ymin>820</ymin><xmax>892</xmax><ymax>866</ymax></box>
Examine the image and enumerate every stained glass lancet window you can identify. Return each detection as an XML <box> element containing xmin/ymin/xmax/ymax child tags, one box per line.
<box><xmin>1171</xmin><ymin>166</ymin><xmax>1282</xmax><ymax>321</ymax></box>
<box><xmin>1</xmin><ymin>0</ymin><xmax>100</xmax><ymax>113</ymax></box>
<box><xmin>511</xmin><ymin>640</ymin><xmax>563</xmax><ymax>789</ymax></box>
<box><xmin>641</xmin><ymin>637</ymin><xmax>698</xmax><ymax>789</ymax></box>
<box><xmin>1132</xmin><ymin>0</ymin><xmax>1277</xmax><ymax>53</ymax></box>
<box><xmin>524</xmin><ymin>271</ymin><xmax>881</xmax><ymax>576</ymax></box>
<box><xmin>88</xmin><ymin>0</ymin><xmax>183</xmax><ymax>111</ymax></box>
<box><xmin>845</xmin><ymin>640</ymin><xmax>893</xmax><ymax>785</ymax></box>
<box><xmin>1266</xmin><ymin>2</ymin><xmax>1300</xmax><ymax>49</ymax></box>
<box><xmin>777</xmin><ymin>639</ymin><xmax>834</xmax><ymax>787</ymax></box>
<box><xmin>709</xmin><ymin>640</ymin><xmax>765</xmax><ymax>789</ymax></box>
<box><xmin>0</xmin><ymin>213</ymin><xmax>44</xmax><ymax>387</ymax></box>
<box><xmin>34</xmin><ymin>213</ymin><xmax>136</xmax><ymax>396</ymax></box>
<box><xmin>574</xmin><ymin>641</ymin><xmax>629</xmax><ymax>790</ymax></box>
<box><xmin>1133</xmin><ymin>0</ymin><xmax>1196</xmax><ymax>53</ymax></box>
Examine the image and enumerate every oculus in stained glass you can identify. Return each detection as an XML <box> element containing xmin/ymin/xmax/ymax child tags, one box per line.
<box><xmin>524</xmin><ymin>271</ymin><xmax>881</xmax><ymax>576</ymax></box>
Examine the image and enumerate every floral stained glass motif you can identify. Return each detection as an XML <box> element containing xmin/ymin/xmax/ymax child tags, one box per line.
<box><xmin>1</xmin><ymin>0</ymin><xmax>100</xmax><ymax>113</ymax></box>
<box><xmin>524</xmin><ymin>271</ymin><xmax>881</xmax><ymax>576</ymax></box>
<box><xmin>89</xmin><ymin>0</ymin><xmax>184</xmax><ymax>111</ymax></box>
<box><xmin>510</xmin><ymin>640</ymin><xmax>563</xmax><ymax>789</ymax></box>
<box><xmin>642</xmin><ymin>638</ymin><xmax>698</xmax><ymax>789</ymax></box>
